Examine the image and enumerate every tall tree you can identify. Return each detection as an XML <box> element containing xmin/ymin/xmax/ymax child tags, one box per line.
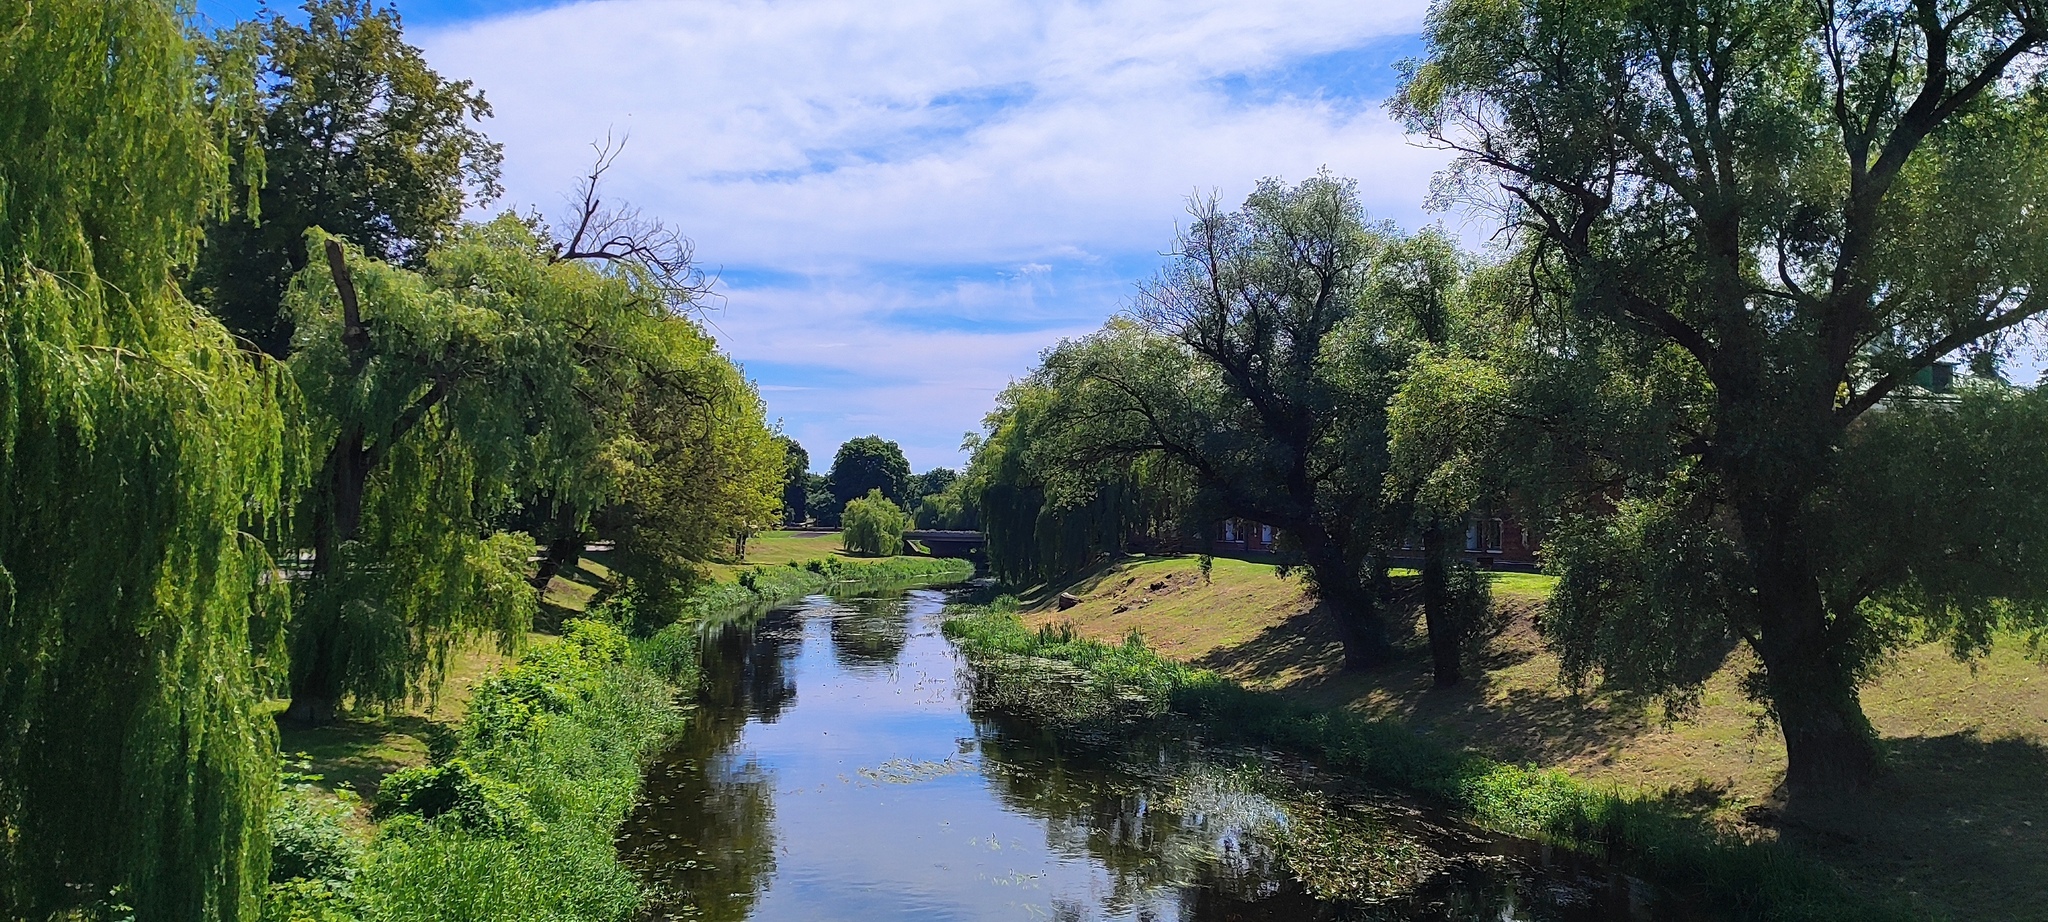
<box><xmin>1400</xmin><ymin>0</ymin><xmax>2048</xmax><ymax>794</ymax></box>
<box><xmin>778</xmin><ymin>436</ymin><xmax>811</xmax><ymax>525</ymax></box>
<box><xmin>602</xmin><ymin>350</ymin><xmax>783</xmax><ymax>624</ymax></box>
<box><xmin>1</xmin><ymin>1</ymin><xmax>294</xmax><ymax>917</ymax></box>
<box><xmin>965</xmin><ymin>381</ymin><xmax>1195</xmax><ymax>586</ymax></box>
<box><xmin>1024</xmin><ymin>176</ymin><xmax>1413</xmax><ymax>669</ymax></box>
<box><xmin>828</xmin><ymin>436</ymin><xmax>911</xmax><ymax>510</ymax></box>
<box><xmin>191</xmin><ymin>0</ymin><xmax>501</xmax><ymax>356</ymax></box>
<box><xmin>285</xmin><ymin>214</ymin><xmax>720</xmax><ymax>722</ymax></box>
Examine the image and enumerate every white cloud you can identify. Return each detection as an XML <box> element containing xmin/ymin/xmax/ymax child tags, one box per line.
<box><xmin>417</xmin><ymin>0</ymin><xmax>1451</xmax><ymax>468</ymax></box>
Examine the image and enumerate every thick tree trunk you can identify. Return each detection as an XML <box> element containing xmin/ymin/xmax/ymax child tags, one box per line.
<box><xmin>1753</xmin><ymin>577</ymin><xmax>1881</xmax><ymax>798</ymax></box>
<box><xmin>1767</xmin><ymin>652</ymin><xmax>1880</xmax><ymax>797</ymax></box>
<box><xmin>1420</xmin><ymin>526</ymin><xmax>1463</xmax><ymax>687</ymax></box>
<box><xmin>1296</xmin><ymin>523</ymin><xmax>1390</xmax><ymax>669</ymax></box>
<box><xmin>1746</xmin><ymin>501</ymin><xmax>1882</xmax><ymax>799</ymax></box>
<box><xmin>282</xmin><ymin>629</ymin><xmax>340</xmax><ymax>726</ymax></box>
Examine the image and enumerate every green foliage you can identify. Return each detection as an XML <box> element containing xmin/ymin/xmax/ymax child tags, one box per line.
<box><xmin>943</xmin><ymin>609</ymin><xmax>1918</xmax><ymax>922</ymax></box>
<box><xmin>374</xmin><ymin>761</ymin><xmax>534</xmax><ymax>837</ymax></box>
<box><xmin>336</xmin><ymin>619</ymin><xmax>684</xmax><ymax>922</ymax></box>
<box><xmin>192</xmin><ymin>0</ymin><xmax>503</xmax><ymax>356</ymax></box>
<box><xmin>599</xmin><ymin>335</ymin><xmax>782</xmax><ymax>625</ymax></box>
<box><xmin>286</xmin><ymin>212</ymin><xmax>776</xmax><ymax>712</ymax></box>
<box><xmin>0</xmin><ymin>1</ymin><xmax>297</xmax><ymax>917</ymax></box>
<box><xmin>1398</xmin><ymin>0</ymin><xmax>2048</xmax><ymax>789</ymax></box>
<box><xmin>827</xmin><ymin>435</ymin><xmax>911</xmax><ymax>510</ymax></box>
<box><xmin>270</xmin><ymin>762</ymin><xmax>363</xmax><ymax>886</ymax></box>
<box><xmin>777</xmin><ymin>436</ymin><xmax>810</xmax><ymax>524</ymax></box>
<box><xmin>964</xmin><ymin>384</ymin><xmax>1193</xmax><ymax>587</ymax></box>
<box><xmin>974</xmin><ymin>175</ymin><xmax>1474</xmax><ymax>670</ymax></box>
<box><xmin>840</xmin><ymin>489</ymin><xmax>911</xmax><ymax>557</ymax></box>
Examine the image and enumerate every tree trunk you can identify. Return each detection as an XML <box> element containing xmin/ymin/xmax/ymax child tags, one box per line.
<box><xmin>289</xmin><ymin>431</ymin><xmax>370</xmax><ymax>727</ymax></box>
<box><xmin>1768</xmin><ymin>653</ymin><xmax>1880</xmax><ymax>798</ymax></box>
<box><xmin>530</xmin><ymin>502</ymin><xmax>583</xmax><ymax>590</ymax></box>
<box><xmin>282</xmin><ymin>628</ymin><xmax>340</xmax><ymax>726</ymax></box>
<box><xmin>1296</xmin><ymin>523</ymin><xmax>1390</xmax><ymax>669</ymax></box>
<box><xmin>1748</xmin><ymin>518</ymin><xmax>1881</xmax><ymax>798</ymax></box>
<box><xmin>1420</xmin><ymin>526</ymin><xmax>1463</xmax><ymax>687</ymax></box>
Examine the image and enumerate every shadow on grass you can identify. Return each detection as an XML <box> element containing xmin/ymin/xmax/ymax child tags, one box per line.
<box><xmin>1785</xmin><ymin>730</ymin><xmax>2048</xmax><ymax>921</ymax></box>
<box><xmin>1192</xmin><ymin>599</ymin><xmax>1664</xmax><ymax>774</ymax></box>
<box><xmin>277</xmin><ymin>713</ymin><xmax>456</xmax><ymax>801</ymax></box>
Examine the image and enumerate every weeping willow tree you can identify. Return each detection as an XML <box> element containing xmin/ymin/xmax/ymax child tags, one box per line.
<box><xmin>1</xmin><ymin>1</ymin><xmax>295</xmax><ymax>918</ymax></box>
<box><xmin>284</xmin><ymin>215</ymin><xmax>719</xmax><ymax>722</ymax></box>
<box><xmin>965</xmin><ymin>379</ymin><xmax>1196</xmax><ymax>587</ymax></box>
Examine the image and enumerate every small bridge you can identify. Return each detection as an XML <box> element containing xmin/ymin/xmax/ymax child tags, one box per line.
<box><xmin>904</xmin><ymin>529</ymin><xmax>985</xmax><ymax>559</ymax></box>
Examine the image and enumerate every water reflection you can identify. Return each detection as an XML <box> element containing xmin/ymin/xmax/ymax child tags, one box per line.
<box><xmin>619</xmin><ymin>587</ymin><xmax>1684</xmax><ymax>922</ymax></box>
<box><xmin>826</xmin><ymin>594</ymin><xmax>910</xmax><ymax>673</ymax></box>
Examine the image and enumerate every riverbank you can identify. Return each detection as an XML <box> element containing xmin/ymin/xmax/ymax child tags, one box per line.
<box><xmin>268</xmin><ymin>534</ymin><xmax>973</xmax><ymax>921</ymax></box>
<box><xmin>984</xmin><ymin>553</ymin><xmax>2048</xmax><ymax>921</ymax></box>
<box><xmin>945</xmin><ymin>603</ymin><xmax>1913</xmax><ymax>922</ymax></box>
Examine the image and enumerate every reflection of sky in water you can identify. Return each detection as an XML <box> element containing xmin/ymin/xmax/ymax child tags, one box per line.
<box><xmin>695</xmin><ymin>591</ymin><xmax>1190</xmax><ymax>920</ymax></box>
<box><xmin>620</xmin><ymin>588</ymin><xmax>1668</xmax><ymax>922</ymax></box>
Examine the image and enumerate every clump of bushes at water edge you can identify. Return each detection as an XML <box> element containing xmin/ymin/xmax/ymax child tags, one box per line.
<box><xmin>941</xmin><ymin>606</ymin><xmax>1918</xmax><ymax>922</ymax></box>
<box><xmin>262</xmin><ymin>618</ymin><xmax>685</xmax><ymax>922</ymax></box>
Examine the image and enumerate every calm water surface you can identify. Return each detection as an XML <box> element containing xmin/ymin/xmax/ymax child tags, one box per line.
<box><xmin>617</xmin><ymin>586</ymin><xmax>1675</xmax><ymax>921</ymax></box>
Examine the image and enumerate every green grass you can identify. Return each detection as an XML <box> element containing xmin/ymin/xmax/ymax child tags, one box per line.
<box><xmin>265</xmin><ymin>620</ymin><xmax>686</xmax><ymax>922</ymax></box>
<box><xmin>944</xmin><ymin>607</ymin><xmax>1919</xmax><ymax>922</ymax></box>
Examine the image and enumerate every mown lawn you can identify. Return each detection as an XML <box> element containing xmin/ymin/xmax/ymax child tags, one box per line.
<box><xmin>1020</xmin><ymin>554</ymin><xmax>2048</xmax><ymax>921</ymax></box>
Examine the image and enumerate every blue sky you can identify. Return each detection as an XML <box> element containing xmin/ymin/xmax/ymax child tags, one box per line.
<box><xmin>195</xmin><ymin>0</ymin><xmax>1456</xmax><ymax>471</ymax></box>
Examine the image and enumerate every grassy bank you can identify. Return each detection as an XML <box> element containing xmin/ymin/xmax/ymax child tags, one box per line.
<box><xmin>679</xmin><ymin>554</ymin><xmax>974</xmax><ymax>625</ymax></box>
<box><xmin>944</xmin><ymin>606</ymin><xmax>1916</xmax><ymax>922</ymax></box>
<box><xmin>266</xmin><ymin>617</ymin><xmax>685</xmax><ymax>922</ymax></box>
<box><xmin>1013</xmin><ymin>553</ymin><xmax>2048</xmax><ymax>920</ymax></box>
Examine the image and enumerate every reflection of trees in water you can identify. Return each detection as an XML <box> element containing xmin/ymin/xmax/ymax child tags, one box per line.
<box><xmin>971</xmin><ymin>718</ymin><xmax>1341</xmax><ymax>921</ymax></box>
<box><xmin>826</xmin><ymin>592</ymin><xmax>910</xmax><ymax>672</ymax></box>
<box><xmin>703</xmin><ymin>606</ymin><xmax>803</xmax><ymax>723</ymax></box>
<box><xmin>619</xmin><ymin>608</ymin><xmax>806</xmax><ymax>920</ymax></box>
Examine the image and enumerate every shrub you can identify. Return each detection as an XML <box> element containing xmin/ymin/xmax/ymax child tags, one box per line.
<box><xmin>270</xmin><ymin>760</ymin><xmax>363</xmax><ymax>884</ymax></box>
<box><xmin>840</xmin><ymin>488</ymin><xmax>910</xmax><ymax>557</ymax></box>
<box><xmin>374</xmin><ymin>760</ymin><xmax>534</xmax><ymax>837</ymax></box>
<box><xmin>335</xmin><ymin>617</ymin><xmax>686</xmax><ymax>921</ymax></box>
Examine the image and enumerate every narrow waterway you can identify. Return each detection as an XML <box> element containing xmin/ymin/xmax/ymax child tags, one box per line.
<box><xmin>618</xmin><ymin>585</ymin><xmax>1675</xmax><ymax>921</ymax></box>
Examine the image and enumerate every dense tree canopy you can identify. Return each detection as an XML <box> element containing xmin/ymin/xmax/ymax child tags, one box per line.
<box><xmin>191</xmin><ymin>0</ymin><xmax>502</xmax><ymax>356</ymax></box>
<box><xmin>777</xmin><ymin>436</ymin><xmax>811</xmax><ymax>525</ymax></box>
<box><xmin>828</xmin><ymin>435</ymin><xmax>911</xmax><ymax>511</ymax></box>
<box><xmin>284</xmin><ymin>215</ymin><xmax>772</xmax><ymax>719</ymax></box>
<box><xmin>1006</xmin><ymin>177</ymin><xmax>1421</xmax><ymax>669</ymax></box>
<box><xmin>1399</xmin><ymin>0</ymin><xmax>2048</xmax><ymax>793</ymax></box>
<box><xmin>0</xmin><ymin>1</ymin><xmax>294</xmax><ymax>917</ymax></box>
<box><xmin>963</xmin><ymin>385</ymin><xmax>1193</xmax><ymax>586</ymax></box>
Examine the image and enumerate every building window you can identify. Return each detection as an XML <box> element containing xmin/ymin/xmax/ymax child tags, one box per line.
<box><xmin>1260</xmin><ymin>524</ymin><xmax>1273</xmax><ymax>546</ymax></box>
<box><xmin>1481</xmin><ymin>518</ymin><xmax>1503</xmax><ymax>553</ymax></box>
<box><xmin>1222</xmin><ymin>520</ymin><xmax>1237</xmax><ymax>543</ymax></box>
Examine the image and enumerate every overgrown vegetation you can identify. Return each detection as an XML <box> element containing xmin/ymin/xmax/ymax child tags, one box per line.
<box><xmin>943</xmin><ymin>606</ymin><xmax>1919</xmax><ymax>922</ymax></box>
<box><xmin>262</xmin><ymin>618</ymin><xmax>684</xmax><ymax>922</ymax></box>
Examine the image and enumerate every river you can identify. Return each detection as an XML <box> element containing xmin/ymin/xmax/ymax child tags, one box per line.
<box><xmin>617</xmin><ymin>584</ymin><xmax>1678</xmax><ymax>921</ymax></box>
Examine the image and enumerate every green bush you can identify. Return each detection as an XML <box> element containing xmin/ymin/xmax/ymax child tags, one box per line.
<box><xmin>840</xmin><ymin>488</ymin><xmax>910</xmax><ymax>557</ymax></box>
<box><xmin>270</xmin><ymin>762</ymin><xmax>364</xmax><ymax>884</ymax></box>
<box><xmin>374</xmin><ymin>760</ymin><xmax>534</xmax><ymax>838</ymax></box>
<box><xmin>270</xmin><ymin>618</ymin><xmax>687</xmax><ymax>922</ymax></box>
